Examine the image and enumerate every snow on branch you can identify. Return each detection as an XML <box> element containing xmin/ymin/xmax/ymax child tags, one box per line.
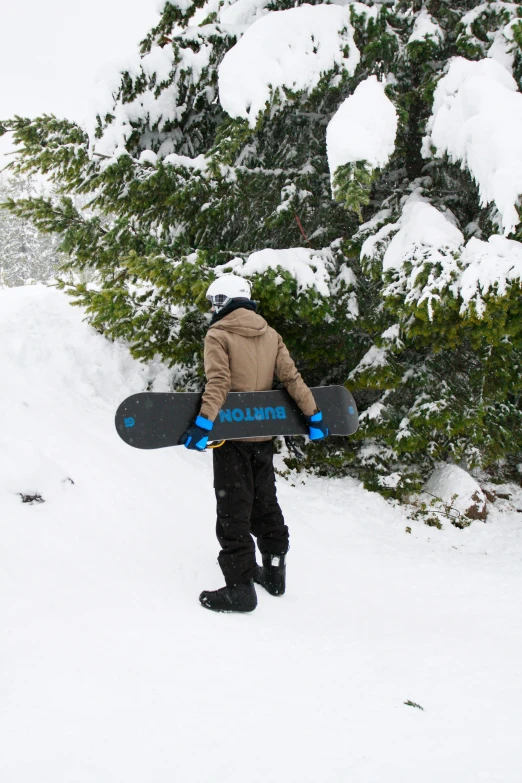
<box><xmin>361</xmin><ymin>191</ymin><xmax>522</xmax><ymax>320</ymax></box>
<box><xmin>218</xmin><ymin>0</ymin><xmax>272</xmax><ymax>27</ymax></box>
<box><xmin>423</xmin><ymin>57</ymin><xmax>522</xmax><ymax>236</ymax></box>
<box><xmin>460</xmin><ymin>235</ymin><xmax>522</xmax><ymax>316</ymax></box>
<box><xmin>88</xmin><ymin>41</ymin><xmax>212</xmax><ymax>163</ymax></box>
<box><xmin>361</xmin><ymin>192</ymin><xmax>464</xmax><ymax>320</ymax></box>
<box><xmin>214</xmin><ymin>247</ymin><xmax>334</xmax><ymax>297</ymax></box>
<box><xmin>218</xmin><ymin>4</ymin><xmax>361</xmax><ymax>127</ymax></box>
<box><xmin>460</xmin><ymin>2</ymin><xmax>521</xmax><ymax>41</ymax></box>
<box><xmin>407</xmin><ymin>9</ymin><xmax>444</xmax><ymax>45</ymax></box>
<box><xmin>458</xmin><ymin>3</ymin><xmax>521</xmax><ymax>73</ymax></box>
<box><xmin>326</xmin><ymin>75</ymin><xmax>397</xmax><ymax>199</ymax></box>
<box><xmin>378</xmin><ymin>196</ymin><xmax>464</xmax><ymax>274</ymax></box>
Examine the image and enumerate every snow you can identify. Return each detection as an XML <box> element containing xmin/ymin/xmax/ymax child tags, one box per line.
<box><xmin>382</xmin><ymin>324</ymin><xmax>401</xmax><ymax>342</ymax></box>
<box><xmin>456</xmin><ymin>4</ymin><xmax>520</xmax><ymax>72</ymax></box>
<box><xmin>359</xmin><ymin>221</ymin><xmax>397</xmax><ymax>264</ymax></box>
<box><xmin>219</xmin><ymin>0</ymin><xmax>272</xmax><ymax>27</ymax></box>
<box><xmin>217</xmin><ymin>0</ymin><xmax>378</xmax><ymax>32</ymax></box>
<box><xmin>163</xmin><ymin>151</ymin><xmax>209</xmax><ymax>170</ymax></box>
<box><xmin>460</xmin><ymin>3</ymin><xmax>521</xmax><ymax>37</ymax></box>
<box><xmin>379</xmin><ymin>471</ymin><xmax>402</xmax><ymax>489</ymax></box>
<box><xmin>359</xmin><ymin>208</ymin><xmax>393</xmax><ymax>232</ymax></box>
<box><xmin>326</xmin><ymin>75</ymin><xmax>398</xmax><ymax>191</ymax></box>
<box><xmin>424</xmin><ymin>464</ymin><xmax>487</xmax><ymax>521</ymax></box>
<box><xmin>216</xmin><ymin>247</ymin><xmax>334</xmax><ymax>297</ymax></box>
<box><xmin>351</xmin><ymin>344</ymin><xmax>388</xmax><ymax>372</ymax></box>
<box><xmin>331</xmin><ymin>264</ymin><xmax>359</xmax><ymax>319</ymax></box>
<box><xmin>361</xmin><ymin>190</ymin><xmax>522</xmax><ymax>318</ymax></box>
<box><xmin>141</xmin><ymin>44</ymin><xmax>177</xmax><ymax>83</ymax></box>
<box><xmin>0</xmin><ymin>440</ymin><xmax>72</xmax><ymax>502</ymax></box>
<box><xmin>218</xmin><ymin>4</ymin><xmax>361</xmax><ymax>127</ymax></box>
<box><xmin>89</xmin><ymin>42</ymin><xmax>212</xmax><ymax>161</ymax></box>
<box><xmin>2</xmin><ymin>285</ymin><xmax>522</xmax><ymax>781</ymax></box>
<box><xmin>460</xmin><ymin>235</ymin><xmax>522</xmax><ymax>315</ymax></box>
<box><xmin>407</xmin><ymin>9</ymin><xmax>444</xmax><ymax>45</ymax></box>
<box><xmin>423</xmin><ymin>57</ymin><xmax>522</xmax><ymax>236</ymax></box>
<box><xmin>139</xmin><ymin>149</ymin><xmax>159</xmax><ymax>165</ymax></box>
<box><xmin>141</xmin><ymin>148</ymin><xmax>206</xmax><ymax>173</ymax></box>
<box><xmin>335</xmin><ymin>264</ymin><xmax>357</xmax><ymax>289</ymax></box>
<box><xmin>372</xmin><ymin>194</ymin><xmax>464</xmax><ymax>273</ymax></box>
<box><xmin>487</xmin><ymin>17</ymin><xmax>521</xmax><ymax>73</ymax></box>
<box><xmin>84</xmin><ymin>0</ymin><xmax>379</xmax><ymax>162</ymax></box>
<box><xmin>156</xmin><ymin>0</ymin><xmax>192</xmax><ymax>11</ymax></box>
<box><xmin>360</xmin><ymin>401</ymin><xmax>385</xmax><ymax>421</ymax></box>
<box><xmin>89</xmin><ymin>52</ymin><xmax>142</xmax><ymax>127</ymax></box>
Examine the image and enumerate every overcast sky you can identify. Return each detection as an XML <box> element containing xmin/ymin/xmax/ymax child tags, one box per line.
<box><xmin>0</xmin><ymin>0</ymin><xmax>161</xmax><ymax>157</ymax></box>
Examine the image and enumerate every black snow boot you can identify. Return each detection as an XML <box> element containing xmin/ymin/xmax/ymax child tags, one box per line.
<box><xmin>254</xmin><ymin>554</ymin><xmax>286</xmax><ymax>596</ymax></box>
<box><xmin>199</xmin><ymin>580</ymin><xmax>257</xmax><ymax>613</ymax></box>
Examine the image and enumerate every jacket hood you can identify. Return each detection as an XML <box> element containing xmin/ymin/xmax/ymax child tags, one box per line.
<box><xmin>209</xmin><ymin>307</ymin><xmax>268</xmax><ymax>338</ymax></box>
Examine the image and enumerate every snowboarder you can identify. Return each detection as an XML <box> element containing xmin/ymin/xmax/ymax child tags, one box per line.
<box><xmin>180</xmin><ymin>274</ymin><xmax>328</xmax><ymax>612</ymax></box>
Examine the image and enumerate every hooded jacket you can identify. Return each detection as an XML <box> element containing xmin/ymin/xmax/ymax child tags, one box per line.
<box><xmin>199</xmin><ymin>308</ymin><xmax>317</xmax><ymax>432</ymax></box>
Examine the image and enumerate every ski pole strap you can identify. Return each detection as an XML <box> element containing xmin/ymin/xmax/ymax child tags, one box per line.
<box><xmin>206</xmin><ymin>440</ymin><xmax>226</xmax><ymax>449</ymax></box>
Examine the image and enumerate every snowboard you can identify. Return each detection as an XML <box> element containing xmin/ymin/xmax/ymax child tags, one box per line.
<box><xmin>115</xmin><ymin>385</ymin><xmax>358</xmax><ymax>450</ymax></box>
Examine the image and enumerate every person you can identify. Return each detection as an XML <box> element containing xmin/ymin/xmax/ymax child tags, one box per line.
<box><xmin>179</xmin><ymin>274</ymin><xmax>328</xmax><ymax>613</ymax></box>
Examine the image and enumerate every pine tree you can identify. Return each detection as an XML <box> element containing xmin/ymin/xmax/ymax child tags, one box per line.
<box><xmin>1</xmin><ymin>0</ymin><xmax>522</xmax><ymax>495</ymax></box>
<box><xmin>0</xmin><ymin>174</ymin><xmax>61</xmax><ymax>287</ymax></box>
<box><xmin>341</xmin><ymin>0</ymin><xmax>522</xmax><ymax>495</ymax></box>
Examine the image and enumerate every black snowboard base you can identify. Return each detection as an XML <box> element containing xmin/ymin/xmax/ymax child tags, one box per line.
<box><xmin>115</xmin><ymin>385</ymin><xmax>358</xmax><ymax>450</ymax></box>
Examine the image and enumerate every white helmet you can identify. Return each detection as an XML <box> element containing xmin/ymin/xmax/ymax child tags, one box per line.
<box><xmin>206</xmin><ymin>274</ymin><xmax>252</xmax><ymax>312</ymax></box>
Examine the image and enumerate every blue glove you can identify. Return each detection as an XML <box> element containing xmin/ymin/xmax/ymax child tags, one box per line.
<box><xmin>306</xmin><ymin>410</ymin><xmax>329</xmax><ymax>441</ymax></box>
<box><xmin>179</xmin><ymin>415</ymin><xmax>213</xmax><ymax>451</ymax></box>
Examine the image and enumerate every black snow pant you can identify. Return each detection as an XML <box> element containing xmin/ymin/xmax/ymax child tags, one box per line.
<box><xmin>213</xmin><ymin>440</ymin><xmax>289</xmax><ymax>586</ymax></box>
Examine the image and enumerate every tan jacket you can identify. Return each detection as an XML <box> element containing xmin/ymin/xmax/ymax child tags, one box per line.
<box><xmin>200</xmin><ymin>308</ymin><xmax>317</xmax><ymax>436</ymax></box>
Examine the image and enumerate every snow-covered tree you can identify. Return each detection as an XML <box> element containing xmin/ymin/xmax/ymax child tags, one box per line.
<box><xmin>0</xmin><ymin>173</ymin><xmax>61</xmax><ymax>287</ymax></box>
<box><xmin>2</xmin><ymin>0</ymin><xmax>522</xmax><ymax>495</ymax></box>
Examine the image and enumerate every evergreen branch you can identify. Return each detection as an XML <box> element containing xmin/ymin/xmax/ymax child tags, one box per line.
<box><xmin>1</xmin><ymin>195</ymin><xmax>108</xmax><ymax>238</ymax></box>
<box><xmin>1</xmin><ymin>115</ymin><xmax>95</xmax><ymax>190</ymax></box>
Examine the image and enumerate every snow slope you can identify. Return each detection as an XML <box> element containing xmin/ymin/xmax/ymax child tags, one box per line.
<box><xmin>2</xmin><ymin>285</ymin><xmax>522</xmax><ymax>782</ymax></box>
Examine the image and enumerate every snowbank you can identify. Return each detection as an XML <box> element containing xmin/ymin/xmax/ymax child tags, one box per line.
<box><xmin>423</xmin><ymin>57</ymin><xmax>522</xmax><ymax>235</ymax></box>
<box><xmin>2</xmin><ymin>284</ymin><xmax>522</xmax><ymax>783</ymax></box>
<box><xmin>218</xmin><ymin>4</ymin><xmax>360</xmax><ymax>126</ymax></box>
<box><xmin>0</xmin><ymin>440</ymin><xmax>74</xmax><ymax>505</ymax></box>
<box><xmin>326</xmin><ymin>75</ymin><xmax>397</xmax><ymax>191</ymax></box>
<box><xmin>0</xmin><ymin>285</ymin><xmax>172</xmax><ymax>406</ymax></box>
<box><xmin>424</xmin><ymin>464</ymin><xmax>488</xmax><ymax>521</ymax></box>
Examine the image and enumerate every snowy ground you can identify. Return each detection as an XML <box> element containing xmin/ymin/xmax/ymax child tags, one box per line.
<box><xmin>2</xmin><ymin>285</ymin><xmax>522</xmax><ymax>782</ymax></box>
